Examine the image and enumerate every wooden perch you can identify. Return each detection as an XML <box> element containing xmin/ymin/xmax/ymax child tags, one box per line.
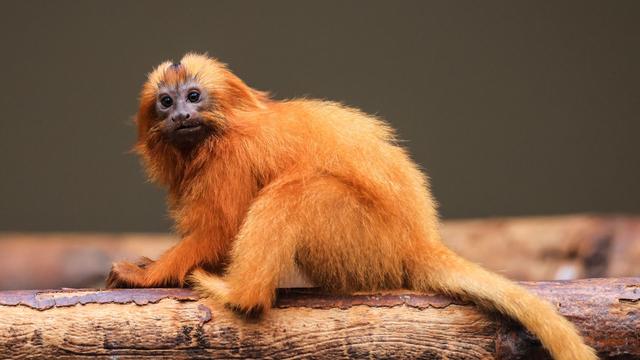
<box><xmin>0</xmin><ymin>278</ymin><xmax>638</xmax><ymax>359</ymax></box>
<box><xmin>1</xmin><ymin>215</ymin><xmax>639</xmax><ymax>290</ymax></box>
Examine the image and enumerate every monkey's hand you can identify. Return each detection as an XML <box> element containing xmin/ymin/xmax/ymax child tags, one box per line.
<box><xmin>105</xmin><ymin>257</ymin><xmax>154</xmax><ymax>288</ymax></box>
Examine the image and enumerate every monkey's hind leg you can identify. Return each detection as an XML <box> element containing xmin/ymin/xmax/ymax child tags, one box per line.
<box><xmin>189</xmin><ymin>173</ymin><xmax>407</xmax><ymax>314</ymax></box>
<box><xmin>189</xmin><ymin>176</ymin><xmax>309</xmax><ymax>315</ymax></box>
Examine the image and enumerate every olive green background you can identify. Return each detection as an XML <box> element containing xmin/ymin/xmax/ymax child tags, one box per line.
<box><xmin>0</xmin><ymin>1</ymin><xmax>638</xmax><ymax>232</ymax></box>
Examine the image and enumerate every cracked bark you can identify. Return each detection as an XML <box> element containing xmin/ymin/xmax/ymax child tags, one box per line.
<box><xmin>0</xmin><ymin>278</ymin><xmax>638</xmax><ymax>359</ymax></box>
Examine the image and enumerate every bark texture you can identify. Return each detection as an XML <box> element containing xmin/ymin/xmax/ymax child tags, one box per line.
<box><xmin>0</xmin><ymin>278</ymin><xmax>638</xmax><ymax>359</ymax></box>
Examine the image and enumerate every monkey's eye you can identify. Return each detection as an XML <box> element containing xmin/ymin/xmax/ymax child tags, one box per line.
<box><xmin>160</xmin><ymin>95</ymin><xmax>173</xmax><ymax>108</ymax></box>
<box><xmin>187</xmin><ymin>91</ymin><xmax>200</xmax><ymax>103</ymax></box>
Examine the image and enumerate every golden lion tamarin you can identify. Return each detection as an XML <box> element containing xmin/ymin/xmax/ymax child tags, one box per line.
<box><xmin>107</xmin><ymin>53</ymin><xmax>596</xmax><ymax>360</ymax></box>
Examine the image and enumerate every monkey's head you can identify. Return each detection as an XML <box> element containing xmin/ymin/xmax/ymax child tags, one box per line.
<box><xmin>135</xmin><ymin>53</ymin><xmax>266</xmax><ymax>184</ymax></box>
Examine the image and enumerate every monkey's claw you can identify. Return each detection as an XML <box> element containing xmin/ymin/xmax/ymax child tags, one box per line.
<box><xmin>225</xmin><ymin>302</ymin><xmax>265</xmax><ymax>319</ymax></box>
<box><xmin>134</xmin><ymin>256</ymin><xmax>154</xmax><ymax>269</ymax></box>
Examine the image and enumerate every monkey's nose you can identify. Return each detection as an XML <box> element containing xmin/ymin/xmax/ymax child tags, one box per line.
<box><xmin>172</xmin><ymin>112</ymin><xmax>191</xmax><ymax>122</ymax></box>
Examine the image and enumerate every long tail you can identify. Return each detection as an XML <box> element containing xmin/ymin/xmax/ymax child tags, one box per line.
<box><xmin>407</xmin><ymin>246</ymin><xmax>597</xmax><ymax>360</ymax></box>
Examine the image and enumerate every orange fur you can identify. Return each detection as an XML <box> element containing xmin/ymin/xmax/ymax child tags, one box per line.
<box><xmin>107</xmin><ymin>53</ymin><xmax>597</xmax><ymax>360</ymax></box>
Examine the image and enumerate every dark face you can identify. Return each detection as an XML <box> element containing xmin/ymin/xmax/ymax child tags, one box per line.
<box><xmin>155</xmin><ymin>79</ymin><xmax>213</xmax><ymax>150</ymax></box>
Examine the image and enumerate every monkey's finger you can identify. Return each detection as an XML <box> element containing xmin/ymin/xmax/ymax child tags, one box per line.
<box><xmin>105</xmin><ymin>269</ymin><xmax>125</xmax><ymax>289</ymax></box>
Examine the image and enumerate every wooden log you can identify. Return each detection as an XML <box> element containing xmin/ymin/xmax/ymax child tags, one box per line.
<box><xmin>0</xmin><ymin>278</ymin><xmax>638</xmax><ymax>359</ymax></box>
<box><xmin>442</xmin><ymin>214</ymin><xmax>640</xmax><ymax>280</ymax></box>
<box><xmin>0</xmin><ymin>233</ymin><xmax>176</xmax><ymax>289</ymax></box>
<box><xmin>1</xmin><ymin>215</ymin><xmax>639</xmax><ymax>289</ymax></box>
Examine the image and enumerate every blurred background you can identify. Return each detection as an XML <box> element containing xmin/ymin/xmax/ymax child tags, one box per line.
<box><xmin>0</xmin><ymin>1</ymin><xmax>638</xmax><ymax>289</ymax></box>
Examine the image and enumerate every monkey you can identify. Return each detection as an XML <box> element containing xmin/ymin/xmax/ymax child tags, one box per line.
<box><xmin>106</xmin><ymin>53</ymin><xmax>597</xmax><ymax>360</ymax></box>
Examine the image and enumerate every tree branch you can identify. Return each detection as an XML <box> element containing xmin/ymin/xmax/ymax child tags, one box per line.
<box><xmin>1</xmin><ymin>278</ymin><xmax>638</xmax><ymax>359</ymax></box>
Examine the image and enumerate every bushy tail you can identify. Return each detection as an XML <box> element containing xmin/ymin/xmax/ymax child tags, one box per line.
<box><xmin>408</xmin><ymin>247</ymin><xmax>598</xmax><ymax>360</ymax></box>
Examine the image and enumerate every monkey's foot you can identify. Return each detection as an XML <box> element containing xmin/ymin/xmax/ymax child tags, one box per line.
<box><xmin>188</xmin><ymin>269</ymin><xmax>267</xmax><ymax>317</ymax></box>
<box><xmin>188</xmin><ymin>269</ymin><xmax>230</xmax><ymax>300</ymax></box>
<box><xmin>105</xmin><ymin>258</ymin><xmax>151</xmax><ymax>288</ymax></box>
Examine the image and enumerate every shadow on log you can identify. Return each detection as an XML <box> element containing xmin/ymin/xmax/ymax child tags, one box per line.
<box><xmin>0</xmin><ymin>278</ymin><xmax>638</xmax><ymax>359</ymax></box>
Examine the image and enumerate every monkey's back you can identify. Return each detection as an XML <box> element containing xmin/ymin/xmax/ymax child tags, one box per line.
<box><xmin>248</xmin><ymin>99</ymin><xmax>442</xmax><ymax>291</ymax></box>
